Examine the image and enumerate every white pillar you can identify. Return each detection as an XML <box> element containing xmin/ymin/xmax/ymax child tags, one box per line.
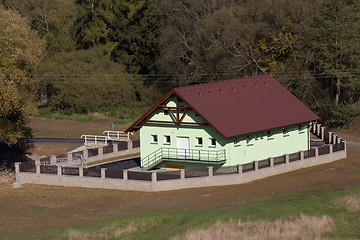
<box><xmin>101</xmin><ymin>168</ymin><xmax>106</xmax><ymax>178</ymax></box>
<box><xmin>208</xmin><ymin>166</ymin><xmax>213</xmax><ymax>176</ymax></box>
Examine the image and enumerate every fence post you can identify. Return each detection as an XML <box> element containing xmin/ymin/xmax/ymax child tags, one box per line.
<box><xmin>315</xmin><ymin>148</ymin><xmax>319</xmax><ymax>157</ymax></box>
<box><xmin>101</xmin><ymin>168</ymin><xmax>107</xmax><ymax>178</ymax></box>
<box><xmin>35</xmin><ymin>158</ymin><xmax>40</xmax><ymax>175</ymax></box>
<box><xmin>328</xmin><ymin>132</ymin><xmax>333</xmax><ymax>144</ymax></box>
<box><xmin>113</xmin><ymin>143</ymin><xmax>118</xmax><ymax>152</ymax></box>
<box><xmin>337</xmin><ymin>138</ymin><xmax>341</xmax><ymax>144</ymax></box>
<box><xmin>50</xmin><ymin>155</ymin><xmax>56</xmax><ymax>165</ymax></box>
<box><xmin>208</xmin><ymin>166</ymin><xmax>213</xmax><ymax>177</ymax></box>
<box><xmin>270</xmin><ymin>157</ymin><xmax>274</xmax><ymax>167</ymax></box>
<box><xmin>321</xmin><ymin>127</ymin><xmax>325</xmax><ymax>141</ymax></box>
<box><xmin>152</xmin><ymin>172</ymin><xmax>157</xmax><ymax>182</ymax></box>
<box><xmin>57</xmin><ymin>166</ymin><xmax>62</xmax><ymax>176</ymax></box>
<box><xmin>329</xmin><ymin>144</ymin><xmax>333</xmax><ymax>153</ymax></box>
<box><xmin>300</xmin><ymin>151</ymin><xmax>304</xmax><ymax>160</ymax></box>
<box><xmin>254</xmin><ymin>161</ymin><xmax>259</xmax><ymax>171</ymax></box>
<box><xmin>123</xmin><ymin>170</ymin><xmax>128</xmax><ymax>180</ymax></box>
<box><xmin>285</xmin><ymin>154</ymin><xmax>290</xmax><ymax>164</ymax></box>
<box><xmin>98</xmin><ymin>146</ymin><xmax>104</xmax><ymax>156</ymax></box>
<box><xmin>344</xmin><ymin>141</ymin><xmax>347</xmax><ymax>151</ymax></box>
<box><xmin>237</xmin><ymin>164</ymin><xmax>242</xmax><ymax>174</ymax></box>
<box><xmin>316</xmin><ymin>124</ymin><xmax>321</xmax><ymax>137</ymax></box>
<box><xmin>79</xmin><ymin>167</ymin><xmax>83</xmax><ymax>177</ymax></box>
<box><xmin>180</xmin><ymin>169</ymin><xmax>185</xmax><ymax>179</ymax></box>
<box><xmin>15</xmin><ymin>162</ymin><xmax>20</xmax><ymax>174</ymax></box>
<box><xmin>333</xmin><ymin>134</ymin><xmax>337</xmax><ymax>144</ymax></box>
<box><xmin>67</xmin><ymin>152</ymin><xmax>73</xmax><ymax>161</ymax></box>
<box><xmin>127</xmin><ymin>141</ymin><xmax>132</xmax><ymax>151</ymax></box>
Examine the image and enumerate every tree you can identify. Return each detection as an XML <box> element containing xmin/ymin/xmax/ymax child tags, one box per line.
<box><xmin>75</xmin><ymin>0</ymin><xmax>164</xmax><ymax>74</ymax></box>
<box><xmin>0</xmin><ymin>5</ymin><xmax>44</xmax><ymax>145</ymax></box>
<box><xmin>311</xmin><ymin>0</ymin><xmax>360</xmax><ymax>105</ymax></box>
<box><xmin>2</xmin><ymin>0</ymin><xmax>79</xmax><ymax>54</ymax></box>
<box><xmin>36</xmin><ymin>49</ymin><xmax>156</xmax><ymax>115</ymax></box>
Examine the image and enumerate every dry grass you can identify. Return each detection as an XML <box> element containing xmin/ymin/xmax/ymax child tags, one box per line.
<box><xmin>172</xmin><ymin>214</ymin><xmax>334</xmax><ymax>240</ymax></box>
<box><xmin>337</xmin><ymin>193</ymin><xmax>360</xmax><ymax>214</ymax></box>
<box><xmin>63</xmin><ymin>220</ymin><xmax>153</xmax><ymax>240</ymax></box>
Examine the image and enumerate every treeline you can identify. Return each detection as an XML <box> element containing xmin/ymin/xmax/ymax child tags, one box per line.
<box><xmin>0</xmin><ymin>0</ymin><xmax>359</xmax><ymax>144</ymax></box>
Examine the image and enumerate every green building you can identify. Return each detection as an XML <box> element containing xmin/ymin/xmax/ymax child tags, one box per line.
<box><xmin>126</xmin><ymin>75</ymin><xmax>319</xmax><ymax>171</ymax></box>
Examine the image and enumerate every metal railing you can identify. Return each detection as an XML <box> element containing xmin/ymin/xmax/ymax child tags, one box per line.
<box><xmin>103</xmin><ymin>131</ymin><xmax>130</xmax><ymax>141</ymax></box>
<box><xmin>81</xmin><ymin>135</ymin><xmax>108</xmax><ymax>145</ymax></box>
<box><xmin>142</xmin><ymin>147</ymin><xmax>226</xmax><ymax>170</ymax></box>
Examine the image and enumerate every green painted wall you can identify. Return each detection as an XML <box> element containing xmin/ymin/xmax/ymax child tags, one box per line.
<box><xmin>139</xmin><ymin>95</ymin><xmax>310</xmax><ymax>169</ymax></box>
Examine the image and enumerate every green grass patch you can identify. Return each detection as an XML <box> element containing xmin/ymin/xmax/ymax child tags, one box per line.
<box><xmin>27</xmin><ymin>205</ymin><xmax>47</xmax><ymax>217</ymax></box>
<box><xmin>17</xmin><ymin>185</ymin><xmax>360</xmax><ymax>240</ymax></box>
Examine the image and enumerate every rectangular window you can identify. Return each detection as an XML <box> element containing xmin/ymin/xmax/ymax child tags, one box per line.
<box><xmin>196</xmin><ymin>137</ymin><xmax>203</xmax><ymax>147</ymax></box>
<box><xmin>246</xmin><ymin>135</ymin><xmax>253</xmax><ymax>146</ymax></box>
<box><xmin>151</xmin><ymin>135</ymin><xmax>158</xmax><ymax>144</ymax></box>
<box><xmin>298</xmin><ymin>124</ymin><xmax>305</xmax><ymax>133</ymax></box>
<box><xmin>234</xmin><ymin>136</ymin><xmax>240</xmax><ymax>146</ymax></box>
<box><xmin>164</xmin><ymin>109</ymin><xmax>169</xmax><ymax>115</ymax></box>
<box><xmin>164</xmin><ymin>135</ymin><xmax>170</xmax><ymax>145</ymax></box>
<box><xmin>209</xmin><ymin>138</ymin><xmax>216</xmax><ymax>148</ymax></box>
<box><xmin>283</xmin><ymin>127</ymin><xmax>289</xmax><ymax>137</ymax></box>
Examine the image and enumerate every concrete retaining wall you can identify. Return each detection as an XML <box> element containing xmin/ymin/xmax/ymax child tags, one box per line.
<box><xmin>16</xmin><ymin>147</ymin><xmax>346</xmax><ymax>192</ymax></box>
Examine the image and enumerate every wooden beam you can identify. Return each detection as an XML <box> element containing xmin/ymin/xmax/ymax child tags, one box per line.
<box><xmin>143</xmin><ymin>120</ymin><xmax>207</xmax><ymax>125</ymax></box>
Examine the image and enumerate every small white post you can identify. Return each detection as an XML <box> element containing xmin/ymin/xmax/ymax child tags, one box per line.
<box><xmin>15</xmin><ymin>162</ymin><xmax>21</xmax><ymax>174</ymax></box>
<box><xmin>300</xmin><ymin>151</ymin><xmax>304</xmax><ymax>160</ymax></box>
<box><xmin>285</xmin><ymin>154</ymin><xmax>290</xmax><ymax>164</ymax></box>
<box><xmin>237</xmin><ymin>164</ymin><xmax>242</xmax><ymax>174</ymax></box>
<box><xmin>315</xmin><ymin>148</ymin><xmax>319</xmax><ymax>157</ymax></box>
<box><xmin>329</xmin><ymin>145</ymin><xmax>333</xmax><ymax>153</ymax></box>
<box><xmin>321</xmin><ymin>127</ymin><xmax>325</xmax><ymax>140</ymax></box>
<box><xmin>270</xmin><ymin>157</ymin><xmax>274</xmax><ymax>167</ymax></box>
<box><xmin>180</xmin><ymin>169</ymin><xmax>185</xmax><ymax>179</ymax></box>
<box><xmin>79</xmin><ymin>167</ymin><xmax>83</xmax><ymax>177</ymax></box>
<box><xmin>123</xmin><ymin>170</ymin><xmax>128</xmax><ymax>180</ymax></box>
<box><xmin>101</xmin><ymin>168</ymin><xmax>106</xmax><ymax>178</ymax></box>
<box><xmin>254</xmin><ymin>161</ymin><xmax>259</xmax><ymax>171</ymax></box>
<box><xmin>208</xmin><ymin>166</ymin><xmax>213</xmax><ymax>177</ymax></box>
<box><xmin>152</xmin><ymin>172</ymin><xmax>157</xmax><ymax>182</ymax></box>
<box><xmin>57</xmin><ymin>166</ymin><xmax>62</xmax><ymax>176</ymax></box>
<box><xmin>35</xmin><ymin>159</ymin><xmax>40</xmax><ymax>175</ymax></box>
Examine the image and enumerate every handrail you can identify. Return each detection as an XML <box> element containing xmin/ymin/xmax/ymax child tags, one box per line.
<box><xmin>141</xmin><ymin>147</ymin><xmax>226</xmax><ymax>170</ymax></box>
<box><xmin>81</xmin><ymin>135</ymin><xmax>108</xmax><ymax>144</ymax></box>
<box><xmin>103</xmin><ymin>131</ymin><xmax>130</xmax><ymax>141</ymax></box>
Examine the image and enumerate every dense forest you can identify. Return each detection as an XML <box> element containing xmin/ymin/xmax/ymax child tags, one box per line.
<box><xmin>0</xmin><ymin>0</ymin><xmax>359</xmax><ymax>145</ymax></box>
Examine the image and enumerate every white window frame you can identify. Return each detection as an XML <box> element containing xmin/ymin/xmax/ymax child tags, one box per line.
<box><xmin>209</xmin><ymin>138</ymin><xmax>216</xmax><ymax>148</ymax></box>
<box><xmin>196</xmin><ymin>137</ymin><xmax>203</xmax><ymax>147</ymax></box>
<box><xmin>164</xmin><ymin>135</ymin><xmax>171</xmax><ymax>145</ymax></box>
<box><xmin>151</xmin><ymin>135</ymin><xmax>158</xmax><ymax>144</ymax></box>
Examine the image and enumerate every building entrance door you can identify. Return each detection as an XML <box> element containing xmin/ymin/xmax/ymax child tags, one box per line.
<box><xmin>177</xmin><ymin>137</ymin><xmax>190</xmax><ymax>159</ymax></box>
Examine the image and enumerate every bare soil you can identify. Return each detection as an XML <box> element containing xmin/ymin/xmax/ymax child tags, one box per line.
<box><xmin>0</xmin><ymin>117</ymin><xmax>359</xmax><ymax>238</ymax></box>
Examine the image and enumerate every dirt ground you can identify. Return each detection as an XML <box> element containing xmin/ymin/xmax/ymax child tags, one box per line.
<box><xmin>0</xmin><ymin>117</ymin><xmax>359</xmax><ymax>238</ymax></box>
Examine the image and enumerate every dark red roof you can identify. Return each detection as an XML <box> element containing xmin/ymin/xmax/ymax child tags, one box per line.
<box><xmin>126</xmin><ymin>74</ymin><xmax>319</xmax><ymax>138</ymax></box>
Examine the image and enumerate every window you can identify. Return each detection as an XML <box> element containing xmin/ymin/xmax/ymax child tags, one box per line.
<box><xmin>164</xmin><ymin>135</ymin><xmax>171</xmax><ymax>145</ymax></box>
<box><xmin>267</xmin><ymin>130</ymin><xmax>273</xmax><ymax>140</ymax></box>
<box><xmin>298</xmin><ymin>124</ymin><xmax>305</xmax><ymax>133</ymax></box>
<box><xmin>209</xmin><ymin>138</ymin><xmax>216</xmax><ymax>148</ymax></box>
<box><xmin>234</xmin><ymin>136</ymin><xmax>240</xmax><ymax>146</ymax></box>
<box><xmin>164</xmin><ymin>109</ymin><xmax>169</xmax><ymax>115</ymax></box>
<box><xmin>283</xmin><ymin>127</ymin><xmax>289</xmax><ymax>137</ymax></box>
<box><xmin>196</xmin><ymin>137</ymin><xmax>203</xmax><ymax>147</ymax></box>
<box><xmin>151</xmin><ymin>135</ymin><xmax>158</xmax><ymax>144</ymax></box>
<box><xmin>246</xmin><ymin>135</ymin><xmax>253</xmax><ymax>146</ymax></box>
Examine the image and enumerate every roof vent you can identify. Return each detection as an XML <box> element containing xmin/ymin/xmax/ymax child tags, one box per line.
<box><xmin>220</xmin><ymin>89</ymin><xmax>223</xmax><ymax>93</ymax></box>
<box><xmin>243</xmin><ymin>85</ymin><xmax>247</xmax><ymax>89</ymax></box>
<box><xmin>208</xmin><ymin>91</ymin><xmax>212</xmax><ymax>95</ymax></box>
<box><xmin>232</xmin><ymin>87</ymin><xmax>236</xmax><ymax>91</ymax></box>
<box><xmin>198</xmin><ymin>92</ymin><xmax>202</xmax><ymax>96</ymax></box>
<box><xmin>254</xmin><ymin>83</ymin><xmax>258</xmax><ymax>88</ymax></box>
<box><xmin>265</xmin><ymin>81</ymin><xmax>268</xmax><ymax>86</ymax></box>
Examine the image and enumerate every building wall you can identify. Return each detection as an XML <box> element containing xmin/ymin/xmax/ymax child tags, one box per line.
<box><xmin>140</xmin><ymin>96</ymin><xmax>310</xmax><ymax>169</ymax></box>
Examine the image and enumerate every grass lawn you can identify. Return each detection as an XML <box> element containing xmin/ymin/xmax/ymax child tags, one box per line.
<box><xmin>9</xmin><ymin>184</ymin><xmax>360</xmax><ymax>240</ymax></box>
